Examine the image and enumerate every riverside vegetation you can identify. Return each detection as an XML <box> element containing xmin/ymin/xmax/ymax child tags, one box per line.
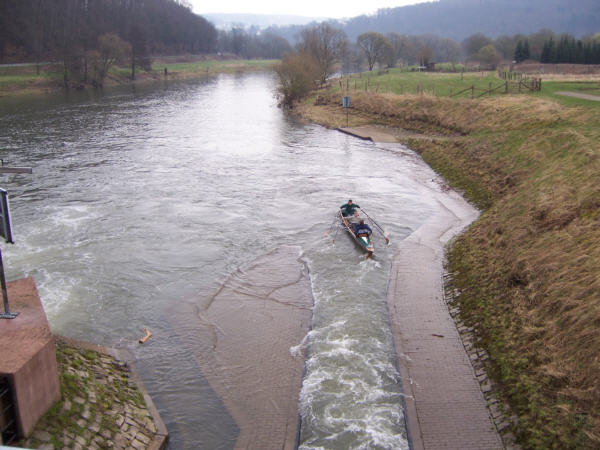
<box><xmin>0</xmin><ymin>58</ymin><xmax>275</xmax><ymax>97</ymax></box>
<box><xmin>295</xmin><ymin>71</ymin><xmax>599</xmax><ymax>449</ymax></box>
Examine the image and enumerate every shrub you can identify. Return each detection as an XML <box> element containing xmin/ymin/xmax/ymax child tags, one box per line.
<box><xmin>275</xmin><ymin>51</ymin><xmax>320</xmax><ymax>108</ymax></box>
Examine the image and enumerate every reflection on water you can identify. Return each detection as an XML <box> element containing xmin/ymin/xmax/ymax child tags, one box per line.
<box><xmin>0</xmin><ymin>72</ymin><xmax>443</xmax><ymax>448</ymax></box>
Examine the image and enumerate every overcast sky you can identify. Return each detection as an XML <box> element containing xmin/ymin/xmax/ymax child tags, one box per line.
<box><xmin>189</xmin><ymin>0</ymin><xmax>433</xmax><ymax>19</ymax></box>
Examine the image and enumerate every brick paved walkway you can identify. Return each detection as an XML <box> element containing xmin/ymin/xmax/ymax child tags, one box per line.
<box><xmin>388</xmin><ymin>187</ymin><xmax>504</xmax><ymax>449</ymax></box>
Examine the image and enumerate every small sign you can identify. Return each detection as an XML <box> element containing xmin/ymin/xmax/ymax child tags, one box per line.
<box><xmin>343</xmin><ymin>96</ymin><xmax>351</xmax><ymax>108</ymax></box>
<box><xmin>0</xmin><ymin>189</ymin><xmax>13</xmax><ymax>244</ymax></box>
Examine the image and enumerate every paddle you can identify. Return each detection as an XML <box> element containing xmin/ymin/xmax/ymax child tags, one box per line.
<box><xmin>360</xmin><ymin>209</ymin><xmax>390</xmax><ymax>244</ymax></box>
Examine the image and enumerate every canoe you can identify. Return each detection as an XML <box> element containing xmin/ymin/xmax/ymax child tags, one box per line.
<box><xmin>339</xmin><ymin>210</ymin><xmax>374</xmax><ymax>256</ymax></box>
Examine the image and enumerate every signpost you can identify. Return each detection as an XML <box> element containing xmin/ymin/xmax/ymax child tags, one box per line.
<box><xmin>0</xmin><ymin>189</ymin><xmax>16</xmax><ymax>319</ymax></box>
<box><xmin>0</xmin><ymin>164</ymin><xmax>31</xmax><ymax>319</ymax></box>
<box><xmin>342</xmin><ymin>96</ymin><xmax>351</xmax><ymax>127</ymax></box>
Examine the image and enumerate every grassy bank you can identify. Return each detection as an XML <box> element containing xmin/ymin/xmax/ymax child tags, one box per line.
<box><xmin>298</xmin><ymin>77</ymin><xmax>599</xmax><ymax>448</ymax></box>
<box><xmin>0</xmin><ymin>57</ymin><xmax>276</xmax><ymax>96</ymax></box>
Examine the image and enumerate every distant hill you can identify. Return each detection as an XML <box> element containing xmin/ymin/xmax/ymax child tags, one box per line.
<box><xmin>264</xmin><ymin>0</ymin><xmax>600</xmax><ymax>44</ymax></box>
<box><xmin>204</xmin><ymin>13</ymin><xmax>325</xmax><ymax>30</ymax></box>
<box><xmin>342</xmin><ymin>0</ymin><xmax>600</xmax><ymax>40</ymax></box>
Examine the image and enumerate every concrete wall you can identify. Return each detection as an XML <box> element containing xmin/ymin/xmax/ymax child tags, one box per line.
<box><xmin>10</xmin><ymin>339</ymin><xmax>60</xmax><ymax>436</ymax></box>
<box><xmin>0</xmin><ymin>278</ymin><xmax>60</xmax><ymax>438</ymax></box>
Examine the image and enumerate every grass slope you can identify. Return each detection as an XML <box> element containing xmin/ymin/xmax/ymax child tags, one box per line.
<box><xmin>299</xmin><ymin>79</ymin><xmax>599</xmax><ymax>448</ymax></box>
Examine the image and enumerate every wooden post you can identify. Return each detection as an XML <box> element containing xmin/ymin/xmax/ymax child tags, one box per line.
<box><xmin>489</xmin><ymin>82</ymin><xmax>492</xmax><ymax>96</ymax></box>
<box><xmin>505</xmin><ymin>81</ymin><xmax>508</xmax><ymax>93</ymax></box>
<box><xmin>471</xmin><ymin>85</ymin><xmax>474</xmax><ymax>99</ymax></box>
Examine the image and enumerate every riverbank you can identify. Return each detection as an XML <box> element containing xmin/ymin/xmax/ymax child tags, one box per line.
<box><xmin>295</xmin><ymin>86</ymin><xmax>600</xmax><ymax>448</ymax></box>
<box><xmin>18</xmin><ymin>336</ymin><xmax>167</xmax><ymax>449</ymax></box>
<box><xmin>0</xmin><ymin>56</ymin><xmax>276</xmax><ymax>97</ymax></box>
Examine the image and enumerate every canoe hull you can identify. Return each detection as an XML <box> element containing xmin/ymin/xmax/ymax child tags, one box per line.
<box><xmin>339</xmin><ymin>211</ymin><xmax>374</xmax><ymax>255</ymax></box>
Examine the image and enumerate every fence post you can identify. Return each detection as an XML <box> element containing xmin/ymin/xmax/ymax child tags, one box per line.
<box><xmin>489</xmin><ymin>82</ymin><xmax>492</xmax><ymax>96</ymax></box>
<box><xmin>505</xmin><ymin>81</ymin><xmax>508</xmax><ymax>93</ymax></box>
<box><xmin>471</xmin><ymin>85</ymin><xmax>474</xmax><ymax>99</ymax></box>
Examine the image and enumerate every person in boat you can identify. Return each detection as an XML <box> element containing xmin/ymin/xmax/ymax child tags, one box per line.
<box><xmin>353</xmin><ymin>219</ymin><xmax>372</xmax><ymax>238</ymax></box>
<box><xmin>340</xmin><ymin>199</ymin><xmax>360</xmax><ymax>217</ymax></box>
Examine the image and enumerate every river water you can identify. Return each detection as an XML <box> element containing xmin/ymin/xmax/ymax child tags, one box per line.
<box><xmin>0</xmin><ymin>72</ymin><xmax>446</xmax><ymax>449</ymax></box>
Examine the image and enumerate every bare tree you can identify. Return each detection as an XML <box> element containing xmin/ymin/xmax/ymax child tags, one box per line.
<box><xmin>89</xmin><ymin>33</ymin><xmax>131</xmax><ymax>86</ymax></box>
<box><xmin>297</xmin><ymin>23</ymin><xmax>348</xmax><ymax>84</ymax></box>
<box><xmin>357</xmin><ymin>32</ymin><xmax>391</xmax><ymax>71</ymax></box>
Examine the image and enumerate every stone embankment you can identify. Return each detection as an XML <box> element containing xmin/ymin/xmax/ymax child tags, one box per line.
<box><xmin>21</xmin><ymin>336</ymin><xmax>167</xmax><ymax>450</ymax></box>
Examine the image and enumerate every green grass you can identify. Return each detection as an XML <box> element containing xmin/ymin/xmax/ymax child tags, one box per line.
<box><xmin>540</xmin><ymin>80</ymin><xmax>600</xmax><ymax>106</ymax></box>
<box><xmin>0</xmin><ymin>72</ymin><xmax>61</xmax><ymax>88</ymax></box>
<box><xmin>333</xmin><ymin>69</ymin><xmax>600</xmax><ymax>108</ymax></box>
<box><xmin>154</xmin><ymin>59</ymin><xmax>275</xmax><ymax>72</ymax></box>
<box><xmin>337</xmin><ymin>69</ymin><xmax>511</xmax><ymax>97</ymax></box>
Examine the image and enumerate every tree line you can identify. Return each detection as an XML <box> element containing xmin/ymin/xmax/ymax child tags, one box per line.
<box><xmin>0</xmin><ymin>0</ymin><xmax>218</xmax><ymax>85</ymax></box>
<box><xmin>274</xmin><ymin>23</ymin><xmax>600</xmax><ymax>107</ymax></box>
<box><xmin>539</xmin><ymin>35</ymin><xmax>600</xmax><ymax>64</ymax></box>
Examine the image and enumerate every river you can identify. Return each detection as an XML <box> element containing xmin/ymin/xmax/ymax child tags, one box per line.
<box><xmin>0</xmin><ymin>72</ymin><xmax>448</xmax><ymax>449</ymax></box>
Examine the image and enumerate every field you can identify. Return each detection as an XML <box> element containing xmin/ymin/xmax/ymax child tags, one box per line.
<box><xmin>299</xmin><ymin>69</ymin><xmax>600</xmax><ymax>448</ymax></box>
<box><xmin>332</xmin><ymin>68</ymin><xmax>600</xmax><ymax>107</ymax></box>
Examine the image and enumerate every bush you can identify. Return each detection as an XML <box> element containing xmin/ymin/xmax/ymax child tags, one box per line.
<box><xmin>275</xmin><ymin>51</ymin><xmax>320</xmax><ymax>108</ymax></box>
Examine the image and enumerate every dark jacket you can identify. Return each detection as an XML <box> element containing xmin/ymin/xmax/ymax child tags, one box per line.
<box><xmin>353</xmin><ymin>223</ymin><xmax>372</xmax><ymax>236</ymax></box>
<box><xmin>340</xmin><ymin>202</ymin><xmax>360</xmax><ymax>217</ymax></box>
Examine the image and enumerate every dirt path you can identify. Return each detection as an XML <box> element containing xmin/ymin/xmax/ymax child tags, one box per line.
<box><xmin>555</xmin><ymin>91</ymin><xmax>600</xmax><ymax>101</ymax></box>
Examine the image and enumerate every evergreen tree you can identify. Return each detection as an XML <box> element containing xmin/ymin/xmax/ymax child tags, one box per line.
<box><xmin>514</xmin><ymin>40</ymin><xmax>523</xmax><ymax>62</ymax></box>
<box><xmin>540</xmin><ymin>41</ymin><xmax>549</xmax><ymax>62</ymax></box>
<box><xmin>523</xmin><ymin>39</ymin><xmax>530</xmax><ymax>59</ymax></box>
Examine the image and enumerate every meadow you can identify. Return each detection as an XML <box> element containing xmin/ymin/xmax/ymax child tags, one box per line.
<box><xmin>333</xmin><ymin>67</ymin><xmax>600</xmax><ymax>106</ymax></box>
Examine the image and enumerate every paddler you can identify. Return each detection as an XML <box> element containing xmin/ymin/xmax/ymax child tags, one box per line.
<box><xmin>353</xmin><ymin>219</ymin><xmax>372</xmax><ymax>238</ymax></box>
<box><xmin>340</xmin><ymin>199</ymin><xmax>360</xmax><ymax>217</ymax></box>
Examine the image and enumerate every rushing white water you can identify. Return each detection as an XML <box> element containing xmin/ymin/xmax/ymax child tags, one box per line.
<box><xmin>0</xmin><ymin>72</ymin><xmax>447</xmax><ymax>449</ymax></box>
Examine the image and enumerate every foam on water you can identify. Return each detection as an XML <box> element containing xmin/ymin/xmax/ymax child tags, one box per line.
<box><xmin>299</xmin><ymin>244</ymin><xmax>409</xmax><ymax>449</ymax></box>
